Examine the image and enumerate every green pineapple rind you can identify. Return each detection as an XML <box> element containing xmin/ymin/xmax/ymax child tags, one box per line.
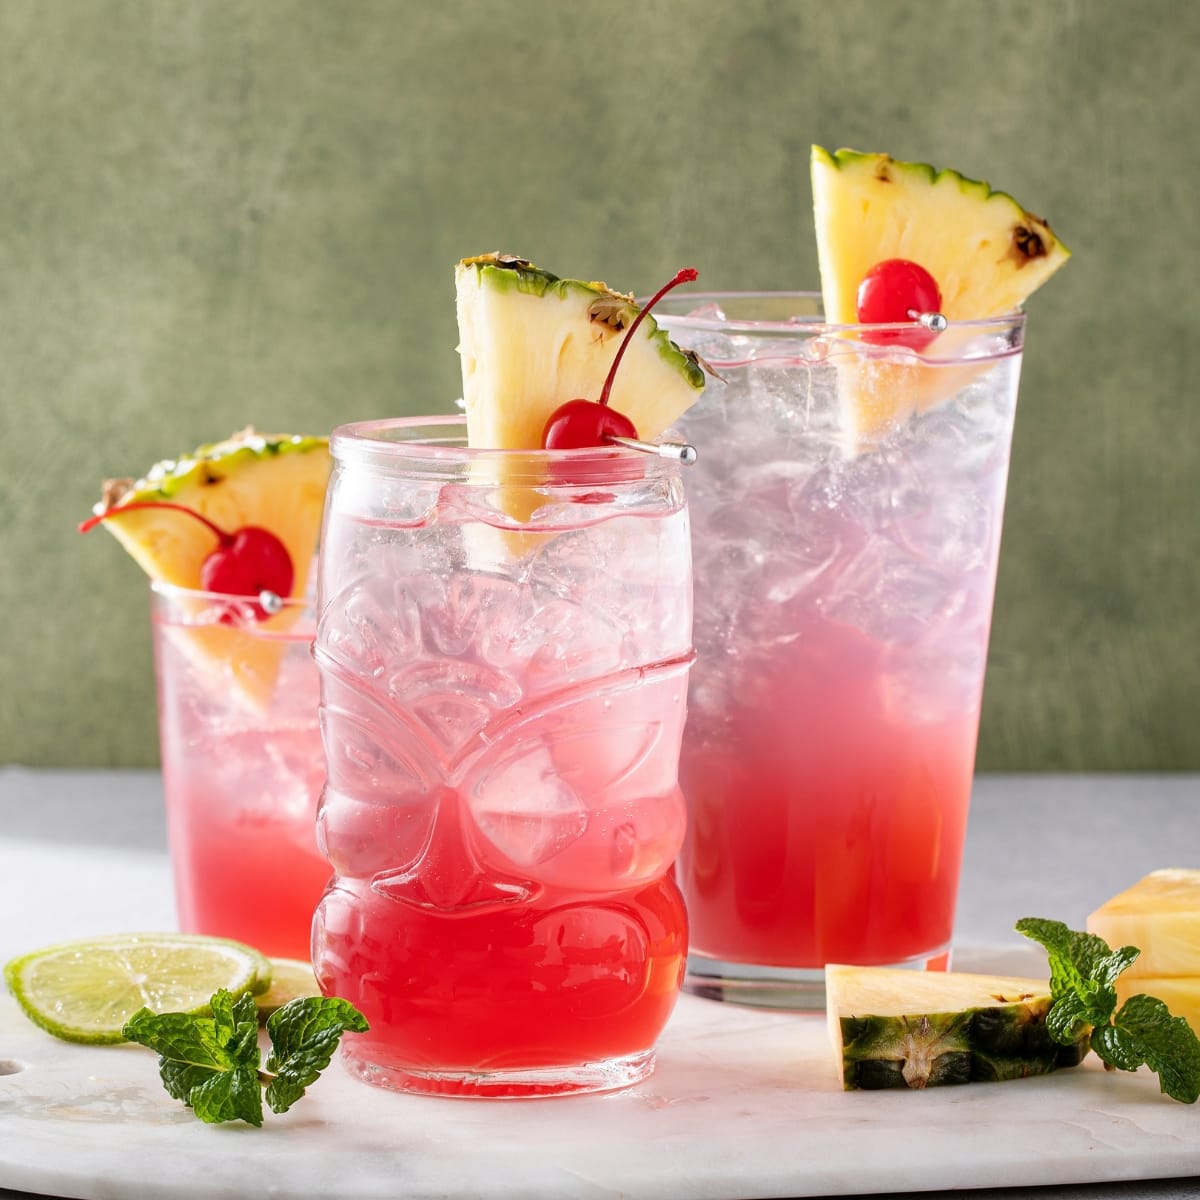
<box><xmin>458</xmin><ymin>254</ymin><xmax>706</xmax><ymax>391</ymax></box>
<box><xmin>840</xmin><ymin>999</ymin><xmax>1091</xmax><ymax>1090</ymax></box>
<box><xmin>812</xmin><ymin>145</ymin><xmax>1072</xmax><ymax>258</ymax></box>
<box><xmin>116</xmin><ymin>433</ymin><xmax>329</xmax><ymax>504</ymax></box>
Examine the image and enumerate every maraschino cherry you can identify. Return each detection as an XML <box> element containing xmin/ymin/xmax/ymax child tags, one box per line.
<box><xmin>856</xmin><ymin>258</ymin><xmax>944</xmax><ymax>349</ymax></box>
<box><xmin>78</xmin><ymin>502</ymin><xmax>294</xmax><ymax>605</ymax></box>
<box><xmin>542</xmin><ymin>267</ymin><xmax>698</xmax><ymax>449</ymax></box>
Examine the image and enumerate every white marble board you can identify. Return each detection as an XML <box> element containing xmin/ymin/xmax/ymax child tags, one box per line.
<box><xmin>2</xmin><ymin>985</ymin><xmax>1198</xmax><ymax>1200</ymax></box>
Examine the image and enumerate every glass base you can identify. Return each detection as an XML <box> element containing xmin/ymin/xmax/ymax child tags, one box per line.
<box><xmin>685</xmin><ymin>947</ymin><xmax>952</xmax><ymax>1011</ymax></box>
<box><xmin>341</xmin><ymin>1046</ymin><xmax>656</xmax><ymax>1099</ymax></box>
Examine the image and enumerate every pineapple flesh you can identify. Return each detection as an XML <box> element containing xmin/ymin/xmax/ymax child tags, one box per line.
<box><xmin>89</xmin><ymin>429</ymin><xmax>332</xmax><ymax>710</ymax></box>
<box><xmin>455</xmin><ymin>253</ymin><xmax>705</xmax><ymax>450</ymax></box>
<box><xmin>810</xmin><ymin>146</ymin><xmax>1070</xmax><ymax>441</ymax></box>
<box><xmin>1088</xmin><ymin>868</ymin><xmax>1200</xmax><ymax>987</ymax></box>
<box><xmin>826</xmin><ymin>964</ymin><xmax>1089</xmax><ymax>1091</ymax></box>
<box><xmin>1112</xmin><ymin>976</ymin><xmax>1200</xmax><ymax>1038</ymax></box>
<box><xmin>93</xmin><ymin>429</ymin><xmax>331</xmax><ymax>597</ymax></box>
<box><xmin>1089</xmin><ymin>870</ymin><xmax>1200</xmax><ymax>1039</ymax></box>
<box><xmin>811</xmin><ymin>146</ymin><xmax>1071</xmax><ymax>326</ymax></box>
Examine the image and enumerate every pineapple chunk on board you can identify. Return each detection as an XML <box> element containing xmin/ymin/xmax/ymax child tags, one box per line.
<box><xmin>1088</xmin><ymin>869</ymin><xmax>1200</xmax><ymax>979</ymax></box>
<box><xmin>1112</xmin><ymin>976</ymin><xmax>1200</xmax><ymax>1038</ymax></box>
<box><xmin>826</xmin><ymin>963</ymin><xmax>1089</xmax><ymax>1091</ymax></box>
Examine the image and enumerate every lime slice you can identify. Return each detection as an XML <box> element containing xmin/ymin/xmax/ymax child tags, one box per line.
<box><xmin>254</xmin><ymin>957</ymin><xmax>321</xmax><ymax>1020</ymax></box>
<box><xmin>3</xmin><ymin>932</ymin><xmax>273</xmax><ymax>1045</ymax></box>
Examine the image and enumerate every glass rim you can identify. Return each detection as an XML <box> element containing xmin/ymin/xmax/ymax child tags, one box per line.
<box><xmin>149</xmin><ymin>579</ymin><xmax>310</xmax><ymax>608</ymax></box>
<box><xmin>651</xmin><ymin>290</ymin><xmax>1026</xmax><ymax>336</ymax></box>
<box><xmin>329</xmin><ymin>415</ymin><xmax>683</xmax><ymax>483</ymax></box>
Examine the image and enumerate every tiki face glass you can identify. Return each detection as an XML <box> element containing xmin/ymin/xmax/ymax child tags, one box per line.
<box><xmin>312</xmin><ymin>417</ymin><xmax>694</xmax><ymax>1097</ymax></box>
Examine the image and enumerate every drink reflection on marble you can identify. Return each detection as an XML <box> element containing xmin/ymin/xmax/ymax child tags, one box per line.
<box><xmin>152</xmin><ymin>583</ymin><xmax>330</xmax><ymax>960</ymax></box>
<box><xmin>312</xmin><ymin>417</ymin><xmax>693</xmax><ymax>1098</ymax></box>
<box><xmin>660</xmin><ymin>294</ymin><xmax>1025</xmax><ymax>1008</ymax></box>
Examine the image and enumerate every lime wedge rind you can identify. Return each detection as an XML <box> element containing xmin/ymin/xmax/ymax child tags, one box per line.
<box><xmin>3</xmin><ymin>932</ymin><xmax>274</xmax><ymax>1045</ymax></box>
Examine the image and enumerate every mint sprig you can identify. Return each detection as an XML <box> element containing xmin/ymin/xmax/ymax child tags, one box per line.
<box><xmin>122</xmin><ymin>989</ymin><xmax>368</xmax><ymax>1125</ymax></box>
<box><xmin>1016</xmin><ymin>916</ymin><xmax>1200</xmax><ymax>1104</ymax></box>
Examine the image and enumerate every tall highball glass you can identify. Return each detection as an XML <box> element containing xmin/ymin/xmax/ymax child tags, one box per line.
<box><xmin>659</xmin><ymin>294</ymin><xmax>1025</xmax><ymax>1008</ymax></box>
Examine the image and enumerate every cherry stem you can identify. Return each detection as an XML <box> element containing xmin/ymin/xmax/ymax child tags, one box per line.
<box><xmin>598</xmin><ymin>267</ymin><xmax>698</xmax><ymax>408</ymax></box>
<box><xmin>78</xmin><ymin>500</ymin><xmax>232</xmax><ymax>545</ymax></box>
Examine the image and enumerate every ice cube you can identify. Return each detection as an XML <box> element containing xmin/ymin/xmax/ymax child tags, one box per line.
<box><xmin>821</xmin><ymin>538</ymin><xmax>964</xmax><ymax>647</ymax></box>
<box><xmin>471</xmin><ymin>745</ymin><xmax>588</xmax><ymax>868</ymax></box>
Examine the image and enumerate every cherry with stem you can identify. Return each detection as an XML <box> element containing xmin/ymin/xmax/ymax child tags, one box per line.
<box><xmin>856</xmin><ymin>258</ymin><xmax>946</xmax><ymax>350</ymax></box>
<box><xmin>542</xmin><ymin>268</ymin><xmax>699</xmax><ymax>450</ymax></box>
<box><xmin>79</xmin><ymin>501</ymin><xmax>294</xmax><ymax>611</ymax></box>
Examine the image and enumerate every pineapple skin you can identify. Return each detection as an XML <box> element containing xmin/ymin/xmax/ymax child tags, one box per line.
<box><xmin>826</xmin><ymin>965</ymin><xmax>1090</xmax><ymax>1091</ymax></box>
<box><xmin>109</xmin><ymin>430</ymin><xmax>328</xmax><ymax>502</ymax></box>
<box><xmin>838</xmin><ymin>1001</ymin><xmax>1088</xmax><ymax>1091</ymax></box>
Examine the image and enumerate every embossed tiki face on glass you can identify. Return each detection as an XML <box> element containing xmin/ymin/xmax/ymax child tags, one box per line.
<box><xmin>312</xmin><ymin>417</ymin><xmax>693</xmax><ymax>1098</ymax></box>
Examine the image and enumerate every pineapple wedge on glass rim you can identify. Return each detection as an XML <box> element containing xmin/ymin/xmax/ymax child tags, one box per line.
<box><xmin>455</xmin><ymin>253</ymin><xmax>706</xmax><ymax>452</ymax></box>
<box><xmin>87</xmin><ymin>428</ymin><xmax>331</xmax><ymax>708</ymax></box>
<box><xmin>811</xmin><ymin>146</ymin><xmax>1070</xmax><ymax>442</ymax></box>
<box><xmin>454</xmin><ymin>253</ymin><xmax>706</xmax><ymax>561</ymax></box>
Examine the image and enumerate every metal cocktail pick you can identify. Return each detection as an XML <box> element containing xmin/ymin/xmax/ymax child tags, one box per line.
<box><xmin>606</xmin><ymin>436</ymin><xmax>699</xmax><ymax>465</ymax></box>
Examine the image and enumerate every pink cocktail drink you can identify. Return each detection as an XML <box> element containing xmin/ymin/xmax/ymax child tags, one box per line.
<box><xmin>662</xmin><ymin>294</ymin><xmax>1024</xmax><ymax>1006</ymax></box>
<box><xmin>681</xmin><ymin>614</ymin><xmax>978</xmax><ymax>971</ymax></box>
<box><xmin>313</xmin><ymin>418</ymin><xmax>693</xmax><ymax>1097</ymax></box>
<box><xmin>153</xmin><ymin>585</ymin><xmax>329</xmax><ymax>960</ymax></box>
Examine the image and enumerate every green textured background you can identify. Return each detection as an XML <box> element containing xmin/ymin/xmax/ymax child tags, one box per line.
<box><xmin>1</xmin><ymin>0</ymin><xmax>1196</xmax><ymax>768</ymax></box>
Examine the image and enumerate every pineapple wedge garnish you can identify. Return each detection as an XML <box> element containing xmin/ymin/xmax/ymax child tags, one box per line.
<box><xmin>86</xmin><ymin>429</ymin><xmax>331</xmax><ymax>709</ymax></box>
<box><xmin>811</xmin><ymin>146</ymin><xmax>1070</xmax><ymax>442</ymax></box>
<box><xmin>455</xmin><ymin>253</ymin><xmax>705</xmax><ymax>451</ymax></box>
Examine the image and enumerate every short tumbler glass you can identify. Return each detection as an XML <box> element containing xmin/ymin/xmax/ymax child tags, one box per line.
<box><xmin>152</xmin><ymin>582</ymin><xmax>329</xmax><ymax>960</ymax></box>
<box><xmin>312</xmin><ymin>417</ymin><xmax>694</xmax><ymax>1097</ymax></box>
<box><xmin>658</xmin><ymin>293</ymin><xmax>1026</xmax><ymax>1008</ymax></box>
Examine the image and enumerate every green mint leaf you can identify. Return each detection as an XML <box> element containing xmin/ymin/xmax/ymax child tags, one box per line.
<box><xmin>159</xmin><ymin>1059</ymin><xmax>222</xmax><ymax>1103</ymax></box>
<box><xmin>263</xmin><ymin>996</ymin><xmax>369</xmax><ymax>1115</ymax></box>
<box><xmin>1095</xmin><ymin>944</ymin><xmax>1141</xmax><ymax>991</ymax></box>
<box><xmin>1015</xmin><ymin>917</ymin><xmax>1123</xmax><ymax>1031</ymax></box>
<box><xmin>190</xmin><ymin>1064</ymin><xmax>264</xmax><ymax>1127</ymax></box>
<box><xmin>122</xmin><ymin>1006</ymin><xmax>238</xmax><ymax>1071</ymax></box>
<box><xmin>1045</xmin><ymin>991</ymin><xmax>1093</xmax><ymax>1046</ymax></box>
<box><xmin>265</xmin><ymin>995</ymin><xmax>369</xmax><ymax>1069</ymax></box>
<box><xmin>125</xmin><ymin>989</ymin><xmax>367</xmax><ymax>1124</ymax></box>
<box><xmin>1017</xmin><ymin>917</ymin><xmax>1200</xmax><ymax>1104</ymax></box>
<box><xmin>1015</xmin><ymin>917</ymin><xmax>1125</xmax><ymax>992</ymax></box>
<box><xmin>1091</xmin><ymin>1023</ymin><xmax>1146</xmax><ymax>1072</ymax></box>
<box><xmin>1113</xmin><ymin>994</ymin><xmax>1200</xmax><ymax>1104</ymax></box>
<box><xmin>265</xmin><ymin>1026</ymin><xmax>344</xmax><ymax>1113</ymax></box>
<box><xmin>230</xmin><ymin>988</ymin><xmax>260</xmax><ymax>1030</ymax></box>
<box><xmin>209</xmin><ymin>987</ymin><xmax>236</xmax><ymax>1043</ymax></box>
<box><xmin>123</xmin><ymin>988</ymin><xmax>265</xmax><ymax>1125</ymax></box>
